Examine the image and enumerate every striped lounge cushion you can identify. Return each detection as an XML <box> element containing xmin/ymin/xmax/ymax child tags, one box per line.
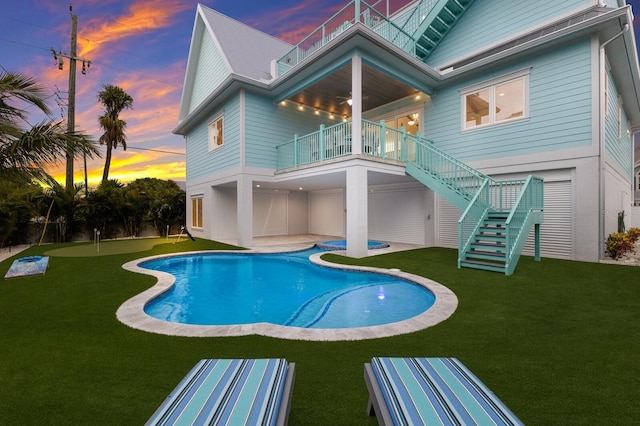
<box><xmin>371</xmin><ymin>357</ymin><xmax>522</xmax><ymax>426</ymax></box>
<box><xmin>147</xmin><ymin>359</ymin><xmax>289</xmax><ymax>426</ymax></box>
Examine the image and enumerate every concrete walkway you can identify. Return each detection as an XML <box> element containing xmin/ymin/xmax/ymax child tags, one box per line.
<box><xmin>0</xmin><ymin>245</ymin><xmax>31</xmax><ymax>263</ymax></box>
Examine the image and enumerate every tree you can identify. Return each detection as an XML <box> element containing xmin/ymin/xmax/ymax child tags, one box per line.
<box><xmin>126</xmin><ymin>178</ymin><xmax>185</xmax><ymax>236</ymax></box>
<box><xmin>0</xmin><ymin>180</ymin><xmax>44</xmax><ymax>247</ymax></box>
<box><xmin>84</xmin><ymin>179</ymin><xmax>126</xmax><ymax>239</ymax></box>
<box><xmin>97</xmin><ymin>84</ymin><xmax>133</xmax><ymax>182</ymax></box>
<box><xmin>0</xmin><ymin>71</ymin><xmax>99</xmax><ymax>184</ymax></box>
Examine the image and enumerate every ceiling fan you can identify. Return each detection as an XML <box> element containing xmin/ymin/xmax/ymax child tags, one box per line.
<box><xmin>337</xmin><ymin>92</ymin><xmax>368</xmax><ymax>105</ymax></box>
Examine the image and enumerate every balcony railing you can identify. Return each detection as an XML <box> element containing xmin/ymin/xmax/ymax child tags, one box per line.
<box><xmin>275</xmin><ymin>119</ymin><xmax>416</xmax><ymax>170</ymax></box>
<box><xmin>276</xmin><ymin>0</ymin><xmax>420</xmax><ymax>75</ymax></box>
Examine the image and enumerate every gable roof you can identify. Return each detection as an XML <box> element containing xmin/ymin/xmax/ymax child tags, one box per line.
<box><xmin>198</xmin><ymin>5</ymin><xmax>292</xmax><ymax>81</ymax></box>
<box><xmin>178</xmin><ymin>4</ymin><xmax>292</xmax><ymax>121</ymax></box>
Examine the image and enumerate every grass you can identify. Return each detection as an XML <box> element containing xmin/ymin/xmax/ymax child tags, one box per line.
<box><xmin>0</xmin><ymin>239</ymin><xmax>639</xmax><ymax>425</ymax></box>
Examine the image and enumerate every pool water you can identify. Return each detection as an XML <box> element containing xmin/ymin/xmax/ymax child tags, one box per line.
<box><xmin>142</xmin><ymin>249</ymin><xmax>435</xmax><ymax>329</ymax></box>
<box><xmin>316</xmin><ymin>239</ymin><xmax>390</xmax><ymax>250</ymax></box>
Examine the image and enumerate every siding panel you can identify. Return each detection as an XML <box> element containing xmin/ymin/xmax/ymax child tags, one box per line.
<box><xmin>186</xmin><ymin>96</ymin><xmax>241</xmax><ymax>180</ymax></box>
<box><xmin>424</xmin><ymin>39</ymin><xmax>592</xmax><ymax>162</ymax></box>
<box><xmin>189</xmin><ymin>28</ymin><xmax>229</xmax><ymax>113</ymax></box>
<box><xmin>427</xmin><ymin>0</ymin><xmax>590</xmax><ymax>67</ymax></box>
<box><xmin>245</xmin><ymin>92</ymin><xmax>339</xmax><ymax>169</ymax></box>
<box><xmin>605</xmin><ymin>70</ymin><xmax>634</xmax><ymax>177</ymax></box>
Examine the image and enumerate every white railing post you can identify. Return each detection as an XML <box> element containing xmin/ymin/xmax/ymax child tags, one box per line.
<box><xmin>293</xmin><ymin>134</ymin><xmax>299</xmax><ymax>166</ymax></box>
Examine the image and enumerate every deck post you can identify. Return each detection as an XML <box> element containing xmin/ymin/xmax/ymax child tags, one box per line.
<box><xmin>534</xmin><ymin>223</ymin><xmax>541</xmax><ymax>262</ymax></box>
<box><xmin>346</xmin><ymin>166</ymin><xmax>368</xmax><ymax>258</ymax></box>
<box><xmin>237</xmin><ymin>175</ymin><xmax>253</xmax><ymax>247</ymax></box>
<box><xmin>351</xmin><ymin>54</ymin><xmax>363</xmax><ymax>155</ymax></box>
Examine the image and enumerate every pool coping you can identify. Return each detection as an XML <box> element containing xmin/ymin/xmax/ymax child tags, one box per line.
<box><xmin>116</xmin><ymin>246</ymin><xmax>458</xmax><ymax>341</ymax></box>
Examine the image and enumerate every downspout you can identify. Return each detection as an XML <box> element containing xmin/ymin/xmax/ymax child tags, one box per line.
<box><xmin>598</xmin><ymin>23</ymin><xmax>629</xmax><ymax>259</ymax></box>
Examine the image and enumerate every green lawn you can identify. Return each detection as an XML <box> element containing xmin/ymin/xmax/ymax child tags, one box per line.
<box><xmin>1</xmin><ymin>239</ymin><xmax>638</xmax><ymax>425</ymax></box>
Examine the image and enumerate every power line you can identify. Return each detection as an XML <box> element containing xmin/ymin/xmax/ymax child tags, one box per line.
<box><xmin>127</xmin><ymin>146</ymin><xmax>184</xmax><ymax>156</ymax></box>
<box><xmin>0</xmin><ymin>35</ymin><xmax>182</xmax><ymax>89</ymax></box>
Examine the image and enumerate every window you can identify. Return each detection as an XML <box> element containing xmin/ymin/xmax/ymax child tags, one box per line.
<box><xmin>191</xmin><ymin>197</ymin><xmax>203</xmax><ymax>228</ymax></box>
<box><xmin>208</xmin><ymin>114</ymin><xmax>223</xmax><ymax>151</ymax></box>
<box><xmin>462</xmin><ymin>71</ymin><xmax>529</xmax><ymax>130</ymax></box>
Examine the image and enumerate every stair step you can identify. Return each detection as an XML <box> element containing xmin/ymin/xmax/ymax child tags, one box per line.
<box><xmin>459</xmin><ymin>259</ymin><xmax>506</xmax><ymax>273</ymax></box>
<box><xmin>465</xmin><ymin>251</ymin><xmax>506</xmax><ymax>262</ymax></box>
<box><xmin>480</xmin><ymin>222</ymin><xmax>505</xmax><ymax>231</ymax></box>
<box><xmin>475</xmin><ymin>235</ymin><xmax>506</xmax><ymax>243</ymax></box>
<box><xmin>487</xmin><ymin>211</ymin><xmax>509</xmax><ymax>218</ymax></box>
<box><xmin>470</xmin><ymin>242</ymin><xmax>505</xmax><ymax>252</ymax></box>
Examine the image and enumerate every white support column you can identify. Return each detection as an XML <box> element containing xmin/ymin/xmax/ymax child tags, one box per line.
<box><xmin>237</xmin><ymin>175</ymin><xmax>253</xmax><ymax>247</ymax></box>
<box><xmin>346</xmin><ymin>165</ymin><xmax>368</xmax><ymax>258</ymax></box>
<box><xmin>351</xmin><ymin>54</ymin><xmax>363</xmax><ymax>155</ymax></box>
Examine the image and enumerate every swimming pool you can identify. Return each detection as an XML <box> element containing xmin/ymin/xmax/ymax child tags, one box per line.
<box><xmin>142</xmin><ymin>248</ymin><xmax>434</xmax><ymax>328</ymax></box>
<box><xmin>117</xmin><ymin>245</ymin><xmax>458</xmax><ymax>341</ymax></box>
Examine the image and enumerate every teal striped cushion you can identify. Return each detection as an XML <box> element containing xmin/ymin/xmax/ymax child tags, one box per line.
<box><xmin>371</xmin><ymin>357</ymin><xmax>522</xmax><ymax>425</ymax></box>
<box><xmin>147</xmin><ymin>359</ymin><xmax>289</xmax><ymax>426</ymax></box>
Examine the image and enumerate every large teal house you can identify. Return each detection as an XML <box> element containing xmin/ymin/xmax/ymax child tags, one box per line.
<box><xmin>174</xmin><ymin>0</ymin><xmax>639</xmax><ymax>274</ymax></box>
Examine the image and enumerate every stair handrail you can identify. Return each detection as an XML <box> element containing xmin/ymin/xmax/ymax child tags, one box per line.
<box><xmin>407</xmin><ymin>136</ymin><xmax>489</xmax><ymax>182</ymax></box>
<box><xmin>407</xmin><ymin>135</ymin><xmax>493</xmax><ymax>202</ymax></box>
<box><xmin>398</xmin><ymin>0</ymin><xmax>439</xmax><ymax>37</ymax></box>
<box><xmin>457</xmin><ymin>178</ymin><xmax>490</xmax><ymax>268</ymax></box>
<box><xmin>504</xmin><ymin>175</ymin><xmax>544</xmax><ymax>273</ymax></box>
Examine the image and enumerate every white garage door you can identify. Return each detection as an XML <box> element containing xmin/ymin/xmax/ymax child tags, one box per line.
<box><xmin>253</xmin><ymin>191</ymin><xmax>288</xmax><ymax>236</ymax></box>
<box><xmin>310</xmin><ymin>190</ymin><xmax>344</xmax><ymax>237</ymax></box>
<box><xmin>368</xmin><ymin>187</ymin><xmax>426</xmax><ymax>244</ymax></box>
<box><xmin>523</xmin><ymin>180</ymin><xmax>573</xmax><ymax>259</ymax></box>
<box><xmin>436</xmin><ymin>196</ymin><xmax>461</xmax><ymax>249</ymax></box>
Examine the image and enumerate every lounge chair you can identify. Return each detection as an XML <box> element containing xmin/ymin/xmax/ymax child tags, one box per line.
<box><xmin>365</xmin><ymin>357</ymin><xmax>522</xmax><ymax>425</ymax></box>
<box><xmin>146</xmin><ymin>358</ymin><xmax>295</xmax><ymax>426</ymax></box>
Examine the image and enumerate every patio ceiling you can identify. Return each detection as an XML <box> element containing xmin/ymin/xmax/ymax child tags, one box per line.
<box><xmin>285</xmin><ymin>62</ymin><xmax>421</xmax><ymax>117</ymax></box>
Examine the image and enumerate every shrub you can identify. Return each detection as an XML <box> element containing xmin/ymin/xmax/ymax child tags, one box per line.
<box><xmin>606</xmin><ymin>232</ymin><xmax>635</xmax><ymax>259</ymax></box>
<box><xmin>626</xmin><ymin>227</ymin><xmax>640</xmax><ymax>243</ymax></box>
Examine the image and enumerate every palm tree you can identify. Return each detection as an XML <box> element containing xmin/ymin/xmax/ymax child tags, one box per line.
<box><xmin>0</xmin><ymin>71</ymin><xmax>99</xmax><ymax>184</ymax></box>
<box><xmin>97</xmin><ymin>84</ymin><xmax>133</xmax><ymax>182</ymax></box>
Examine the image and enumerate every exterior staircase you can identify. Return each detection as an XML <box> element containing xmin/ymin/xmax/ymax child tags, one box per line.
<box><xmin>460</xmin><ymin>211</ymin><xmax>509</xmax><ymax>273</ymax></box>
<box><xmin>404</xmin><ymin>136</ymin><xmax>544</xmax><ymax>275</ymax></box>
<box><xmin>400</xmin><ymin>0</ymin><xmax>475</xmax><ymax>61</ymax></box>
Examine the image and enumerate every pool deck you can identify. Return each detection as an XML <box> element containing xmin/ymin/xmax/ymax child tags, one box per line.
<box><xmin>117</xmin><ymin>235</ymin><xmax>459</xmax><ymax>341</ymax></box>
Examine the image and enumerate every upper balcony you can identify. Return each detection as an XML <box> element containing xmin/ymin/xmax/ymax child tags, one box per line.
<box><xmin>275</xmin><ymin>0</ymin><xmax>473</xmax><ymax>75</ymax></box>
<box><xmin>276</xmin><ymin>119</ymin><xmax>415</xmax><ymax>171</ymax></box>
<box><xmin>276</xmin><ymin>0</ymin><xmax>418</xmax><ymax>75</ymax></box>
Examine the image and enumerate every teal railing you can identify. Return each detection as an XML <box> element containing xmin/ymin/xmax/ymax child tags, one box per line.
<box><xmin>398</xmin><ymin>0</ymin><xmax>440</xmax><ymax>36</ymax></box>
<box><xmin>276</xmin><ymin>121</ymin><xmax>353</xmax><ymax>169</ymax></box>
<box><xmin>276</xmin><ymin>0</ymin><xmax>422</xmax><ymax>75</ymax></box>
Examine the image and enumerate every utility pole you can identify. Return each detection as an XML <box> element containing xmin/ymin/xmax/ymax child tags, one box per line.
<box><xmin>51</xmin><ymin>5</ymin><xmax>91</xmax><ymax>191</ymax></box>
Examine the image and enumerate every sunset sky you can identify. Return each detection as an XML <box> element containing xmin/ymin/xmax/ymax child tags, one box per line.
<box><xmin>2</xmin><ymin>0</ymin><xmax>639</xmax><ymax>187</ymax></box>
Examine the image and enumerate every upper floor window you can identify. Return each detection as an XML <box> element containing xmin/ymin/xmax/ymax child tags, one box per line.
<box><xmin>462</xmin><ymin>70</ymin><xmax>529</xmax><ymax>131</ymax></box>
<box><xmin>208</xmin><ymin>114</ymin><xmax>224</xmax><ymax>151</ymax></box>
